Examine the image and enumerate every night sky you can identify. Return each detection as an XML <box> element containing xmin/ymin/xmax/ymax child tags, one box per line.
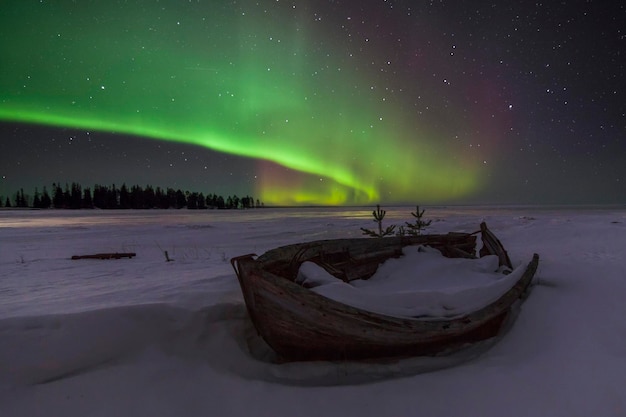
<box><xmin>1</xmin><ymin>0</ymin><xmax>624</xmax><ymax>205</ymax></box>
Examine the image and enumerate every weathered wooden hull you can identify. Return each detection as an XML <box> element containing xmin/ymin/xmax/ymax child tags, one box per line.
<box><xmin>232</xmin><ymin>226</ymin><xmax>539</xmax><ymax>361</ymax></box>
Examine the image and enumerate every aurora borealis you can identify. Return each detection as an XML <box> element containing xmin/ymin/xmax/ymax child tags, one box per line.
<box><xmin>1</xmin><ymin>1</ymin><xmax>625</xmax><ymax>205</ymax></box>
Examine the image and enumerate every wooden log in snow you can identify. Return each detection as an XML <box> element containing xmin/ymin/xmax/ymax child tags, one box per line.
<box><xmin>71</xmin><ymin>253</ymin><xmax>136</xmax><ymax>260</ymax></box>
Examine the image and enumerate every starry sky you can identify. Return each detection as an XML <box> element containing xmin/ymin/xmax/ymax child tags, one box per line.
<box><xmin>1</xmin><ymin>0</ymin><xmax>624</xmax><ymax>205</ymax></box>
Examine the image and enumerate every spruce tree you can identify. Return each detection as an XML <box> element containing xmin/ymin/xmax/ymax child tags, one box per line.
<box><xmin>119</xmin><ymin>183</ymin><xmax>131</xmax><ymax>209</ymax></box>
<box><xmin>70</xmin><ymin>182</ymin><xmax>82</xmax><ymax>209</ymax></box>
<box><xmin>41</xmin><ymin>187</ymin><xmax>51</xmax><ymax>208</ymax></box>
<box><xmin>52</xmin><ymin>183</ymin><xmax>64</xmax><ymax>208</ymax></box>
<box><xmin>175</xmin><ymin>189</ymin><xmax>186</xmax><ymax>208</ymax></box>
<box><xmin>404</xmin><ymin>205</ymin><xmax>432</xmax><ymax>236</ymax></box>
<box><xmin>197</xmin><ymin>192</ymin><xmax>206</xmax><ymax>209</ymax></box>
<box><xmin>107</xmin><ymin>184</ymin><xmax>118</xmax><ymax>209</ymax></box>
<box><xmin>361</xmin><ymin>205</ymin><xmax>396</xmax><ymax>238</ymax></box>
<box><xmin>144</xmin><ymin>185</ymin><xmax>156</xmax><ymax>209</ymax></box>
<box><xmin>82</xmin><ymin>187</ymin><xmax>93</xmax><ymax>208</ymax></box>
<box><xmin>33</xmin><ymin>188</ymin><xmax>41</xmax><ymax>208</ymax></box>
<box><xmin>63</xmin><ymin>183</ymin><xmax>71</xmax><ymax>208</ymax></box>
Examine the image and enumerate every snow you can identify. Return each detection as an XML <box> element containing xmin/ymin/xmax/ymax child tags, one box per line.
<box><xmin>1</xmin><ymin>206</ymin><xmax>626</xmax><ymax>416</ymax></box>
<box><xmin>302</xmin><ymin>249</ymin><xmax>525</xmax><ymax>318</ymax></box>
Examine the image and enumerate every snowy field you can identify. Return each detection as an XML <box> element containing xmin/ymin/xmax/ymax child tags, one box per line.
<box><xmin>1</xmin><ymin>206</ymin><xmax>625</xmax><ymax>417</ymax></box>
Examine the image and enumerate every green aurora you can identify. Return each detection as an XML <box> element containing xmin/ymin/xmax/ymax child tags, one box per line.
<box><xmin>0</xmin><ymin>1</ymin><xmax>483</xmax><ymax>205</ymax></box>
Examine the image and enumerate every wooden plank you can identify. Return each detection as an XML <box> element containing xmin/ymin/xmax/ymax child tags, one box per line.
<box><xmin>71</xmin><ymin>253</ymin><xmax>136</xmax><ymax>260</ymax></box>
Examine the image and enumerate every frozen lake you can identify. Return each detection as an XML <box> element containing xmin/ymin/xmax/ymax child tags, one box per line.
<box><xmin>1</xmin><ymin>206</ymin><xmax>625</xmax><ymax>416</ymax></box>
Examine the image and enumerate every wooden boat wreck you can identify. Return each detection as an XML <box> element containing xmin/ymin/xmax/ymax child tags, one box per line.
<box><xmin>231</xmin><ymin>222</ymin><xmax>539</xmax><ymax>362</ymax></box>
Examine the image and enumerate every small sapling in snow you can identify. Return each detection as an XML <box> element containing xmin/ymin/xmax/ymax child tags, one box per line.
<box><xmin>361</xmin><ymin>205</ymin><xmax>396</xmax><ymax>238</ymax></box>
<box><xmin>404</xmin><ymin>205</ymin><xmax>432</xmax><ymax>236</ymax></box>
<box><xmin>361</xmin><ymin>204</ymin><xmax>431</xmax><ymax>237</ymax></box>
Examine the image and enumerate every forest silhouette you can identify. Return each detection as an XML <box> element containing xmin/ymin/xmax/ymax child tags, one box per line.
<box><xmin>1</xmin><ymin>183</ymin><xmax>262</xmax><ymax>210</ymax></box>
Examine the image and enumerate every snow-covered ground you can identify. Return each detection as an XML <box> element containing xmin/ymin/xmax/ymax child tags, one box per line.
<box><xmin>1</xmin><ymin>206</ymin><xmax>625</xmax><ymax>416</ymax></box>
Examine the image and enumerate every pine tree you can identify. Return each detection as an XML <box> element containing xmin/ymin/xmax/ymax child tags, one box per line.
<box><xmin>197</xmin><ymin>192</ymin><xmax>206</xmax><ymax>209</ymax></box>
<box><xmin>361</xmin><ymin>205</ymin><xmax>396</xmax><ymax>238</ymax></box>
<box><xmin>82</xmin><ymin>187</ymin><xmax>93</xmax><ymax>208</ymax></box>
<box><xmin>107</xmin><ymin>184</ymin><xmax>118</xmax><ymax>209</ymax></box>
<box><xmin>207</xmin><ymin>193</ymin><xmax>217</xmax><ymax>209</ymax></box>
<box><xmin>93</xmin><ymin>184</ymin><xmax>105</xmax><ymax>208</ymax></box>
<box><xmin>155</xmin><ymin>187</ymin><xmax>169</xmax><ymax>209</ymax></box>
<box><xmin>52</xmin><ymin>183</ymin><xmax>64</xmax><ymax>208</ymax></box>
<box><xmin>63</xmin><ymin>183</ymin><xmax>71</xmax><ymax>208</ymax></box>
<box><xmin>404</xmin><ymin>205</ymin><xmax>432</xmax><ymax>235</ymax></box>
<box><xmin>130</xmin><ymin>184</ymin><xmax>143</xmax><ymax>209</ymax></box>
<box><xmin>166</xmin><ymin>188</ymin><xmax>177</xmax><ymax>208</ymax></box>
<box><xmin>175</xmin><ymin>189</ymin><xmax>186</xmax><ymax>209</ymax></box>
<box><xmin>70</xmin><ymin>182</ymin><xmax>82</xmax><ymax>209</ymax></box>
<box><xmin>186</xmin><ymin>191</ymin><xmax>198</xmax><ymax>209</ymax></box>
<box><xmin>41</xmin><ymin>187</ymin><xmax>51</xmax><ymax>208</ymax></box>
<box><xmin>13</xmin><ymin>188</ymin><xmax>28</xmax><ymax>207</ymax></box>
<box><xmin>14</xmin><ymin>190</ymin><xmax>22</xmax><ymax>207</ymax></box>
<box><xmin>33</xmin><ymin>188</ymin><xmax>42</xmax><ymax>208</ymax></box>
<box><xmin>144</xmin><ymin>185</ymin><xmax>156</xmax><ymax>209</ymax></box>
<box><xmin>119</xmin><ymin>183</ymin><xmax>131</xmax><ymax>209</ymax></box>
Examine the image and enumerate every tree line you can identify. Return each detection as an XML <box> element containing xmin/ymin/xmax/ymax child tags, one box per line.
<box><xmin>1</xmin><ymin>182</ymin><xmax>264</xmax><ymax>210</ymax></box>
